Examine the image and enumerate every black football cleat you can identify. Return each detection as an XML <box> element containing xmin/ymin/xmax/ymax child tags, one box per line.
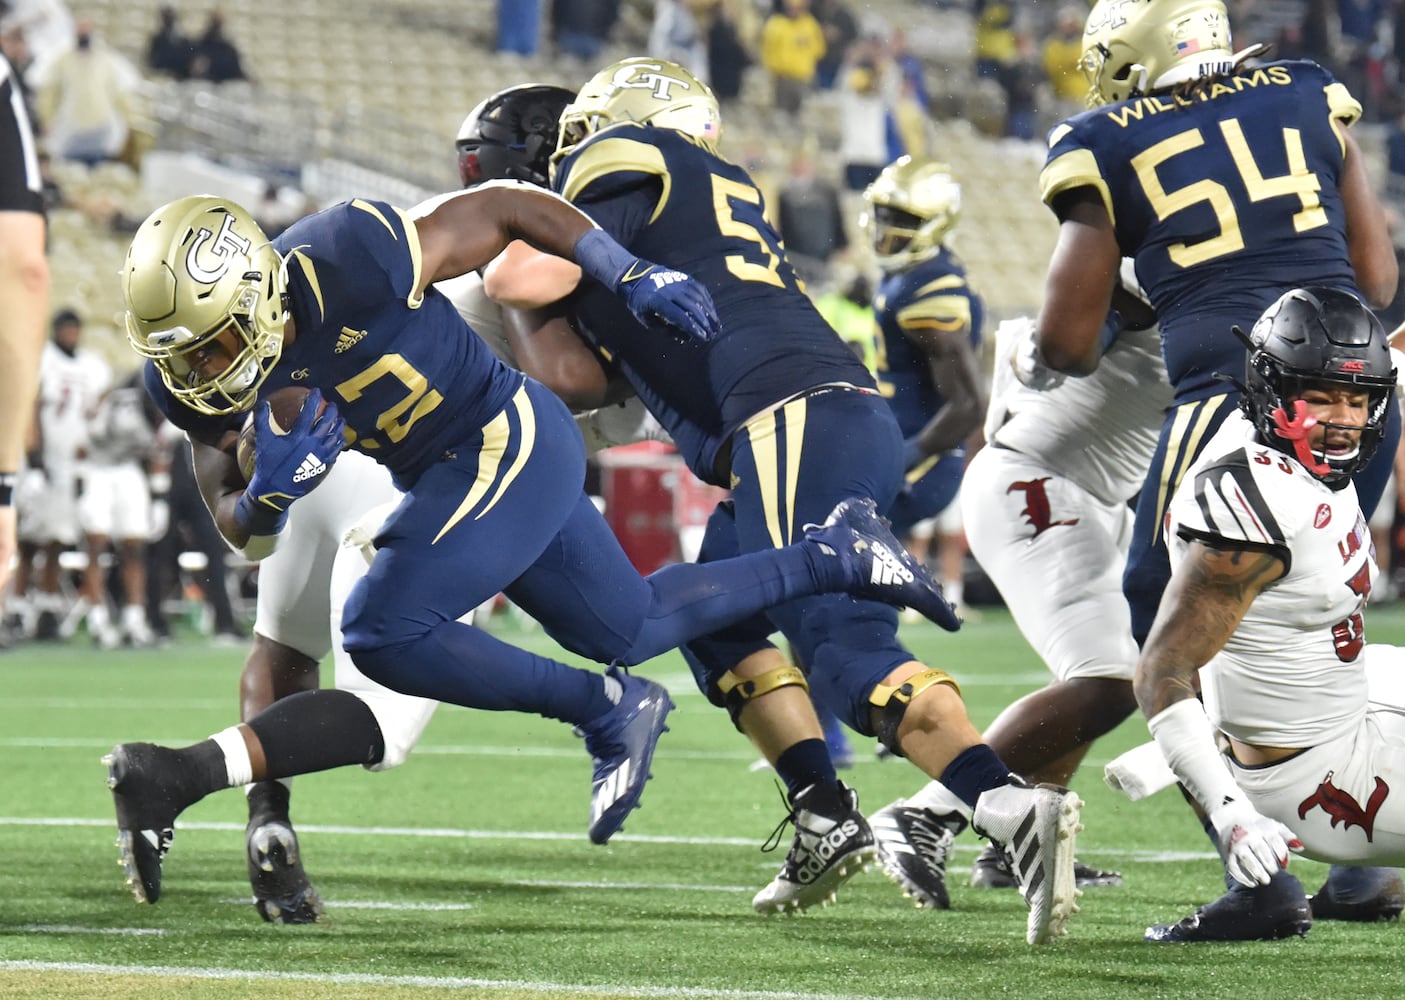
<box><xmin>104</xmin><ymin>743</ymin><xmax>195</xmax><ymax>903</ymax></box>
<box><xmin>247</xmin><ymin>815</ymin><xmax>325</xmax><ymax>924</ymax></box>
<box><xmin>1309</xmin><ymin>866</ymin><xmax>1405</xmax><ymax>922</ymax></box>
<box><xmin>1145</xmin><ymin>870</ymin><xmax>1312</xmax><ymax>942</ymax></box>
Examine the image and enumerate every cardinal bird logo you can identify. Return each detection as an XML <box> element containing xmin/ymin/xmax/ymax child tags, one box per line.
<box><xmin>1008</xmin><ymin>477</ymin><xmax>1079</xmax><ymax>539</ymax></box>
<box><xmin>1298</xmin><ymin>772</ymin><xmax>1389</xmax><ymax>841</ymax></box>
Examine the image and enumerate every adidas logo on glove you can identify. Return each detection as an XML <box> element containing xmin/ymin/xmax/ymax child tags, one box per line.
<box><xmin>292</xmin><ymin>453</ymin><xmax>327</xmax><ymax>484</ymax></box>
<box><xmin>650</xmin><ymin>270</ymin><xmax>687</xmax><ymax>288</ymax></box>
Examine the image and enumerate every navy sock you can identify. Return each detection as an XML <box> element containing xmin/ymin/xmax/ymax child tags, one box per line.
<box><xmin>775</xmin><ymin>738</ymin><xmax>841</xmax><ymax>810</ymax></box>
<box><xmin>353</xmin><ymin>620</ymin><xmax>615</xmax><ymax>727</ymax></box>
<box><xmin>621</xmin><ymin>546</ymin><xmax>832</xmax><ymax>663</ymax></box>
<box><xmin>941</xmin><ymin>744</ymin><xmax>1012</xmax><ymax>809</ymax></box>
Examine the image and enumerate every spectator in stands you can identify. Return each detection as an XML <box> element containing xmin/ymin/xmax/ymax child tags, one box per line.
<box><xmin>1041</xmin><ymin>6</ymin><xmax>1086</xmax><ymax>108</ymax></box>
<box><xmin>0</xmin><ymin>0</ymin><xmax>74</xmax><ymax>87</ymax></box>
<box><xmin>36</xmin><ymin>19</ymin><xmax>139</xmax><ymax>166</ymax></box>
<box><xmin>189</xmin><ymin>11</ymin><xmax>246</xmax><ymax>83</ymax></box>
<box><xmin>650</xmin><ymin>0</ymin><xmax>708</xmax><ymax>80</ymax></box>
<box><xmin>812</xmin><ymin>0</ymin><xmax>858</xmax><ymax>90</ymax></box>
<box><xmin>551</xmin><ymin>0</ymin><xmax>619</xmax><ymax>62</ymax></box>
<box><xmin>760</xmin><ymin>0</ymin><xmax>826</xmax><ymax>119</ymax></box>
<box><xmin>145</xmin><ymin>5</ymin><xmax>191</xmax><ymax>80</ymax></box>
<box><xmin>997</xmin><ymin>31</ymin><xmax>1042</xmax><ymax>140</ymax></box>
<box><xmin>974</xmin><ymin>0</ymin><xmax>1017</xmax><ymax>79</ymax></box>
<box><xmin>776</xmin><ymin>147</ymin><xmax>847</xmax><ymax>282</ymax></box>
<box><xmin>706</xmin><ymin>0</ymin><xmax>752</xmax><ymax>103</ymax></box>
<box><xmin>837</xmin><ymin>36</ymin><xmax>894</xmax><ymax>190</ymax></box>
<box><xmin>497</xmin><ymin>0</ymin><xmax>541</xmax><ymax>57</ymax></box>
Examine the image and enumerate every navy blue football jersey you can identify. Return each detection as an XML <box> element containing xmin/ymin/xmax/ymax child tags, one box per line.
<box><xmin>252</xmin><ymin>199</ymin><xmax>523</xmax><ymax>485</ymax></box>
<box><xmin>554</xmin><ymin>124</ymin><xmax>874</xmax><ymax>485</ymax></box>
<box><xmin>869</xmin><ymin>249</ymin><xmax>984</xmax><ymax>437</ymax></box>
<box><xmin>147</xmin><ymin>200</ymin><xmax>522</xmax><ymax>485</ymax></box>
<box><xmin>1041</xmin><ymin>60</ymin><xmax>1362</xmax><ymax>402</ymax></box>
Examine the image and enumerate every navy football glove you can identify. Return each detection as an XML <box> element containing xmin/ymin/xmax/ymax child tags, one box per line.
<box><xmin>234</xmin><ymin>388</ymin><xmax>345</xmax><ymax>537</ymax></box>
<box><xmin>618</xmin><ymin>261</ymin><xmax>721</xmax><ymax>342</ymax></box>
<box><xmin>574</xmin><ymin>228</ymin><xmax>720</xmax><ymax>343</ymax></box>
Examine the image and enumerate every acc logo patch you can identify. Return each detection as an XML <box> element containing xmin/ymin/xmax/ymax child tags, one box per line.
<box><xmin>1314</xmin><ymin>504</ymin><xmax>1332</xmax><ymax>529</ymax></box>
<box><xmin>185</xmin><ymin>214</ymin><xmax>252</xmax><ymax>283</ymax></box>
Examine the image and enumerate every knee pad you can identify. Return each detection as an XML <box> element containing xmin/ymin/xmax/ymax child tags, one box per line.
<box><xmin>868</xmin><ymin>668</ymin><xmax>961</xmax><ymax>758</ymax></box>
<box><xmin>717</xmin><ymin>664</ymin><xmax>809</xmax><ymax>730</ymax></box>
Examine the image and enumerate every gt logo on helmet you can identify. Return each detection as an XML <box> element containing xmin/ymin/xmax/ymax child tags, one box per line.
<box><xmin>185</xmin><ymin>214</ymin><xmax>253</xmax><ymax>283</ymax></box>
<box><xmin>610</xmin><ymin>62</ymin><xmax>692</xmax><ymax>101</ymax></box>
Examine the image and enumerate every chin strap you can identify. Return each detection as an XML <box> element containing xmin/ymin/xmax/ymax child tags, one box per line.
<box><xmin>1271</xmin><ymin>399</ymin><xmax>1331</xmax><ymax>476</ymax></box>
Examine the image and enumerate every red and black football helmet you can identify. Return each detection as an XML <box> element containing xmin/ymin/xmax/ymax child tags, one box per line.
<box><xmin>1239</xmin><ymin>286</ymin><xmax>1396</xmax><ymax>485</ymax></box>
<box><xmin>455</xmin><ymin>83</ymin><xmax>574</xmax><ymax>189</ymax></box>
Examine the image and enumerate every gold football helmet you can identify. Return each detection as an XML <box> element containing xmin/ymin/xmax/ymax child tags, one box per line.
<box><xmin>860</xmin><ymin>157</ymin><xmax>962</xmax><ymax>271</ymax></box>
<box><xmin>123</xmin><ymin>196</ymin><xmax>290</xmax><ymax>416</ymax></box>
<box><xmin>554</xmin><ymin>57</ymin><xmax>721</xmax><ymax>165</ymax></box>
<box><xmin>1080</xmin><ymin>0</ymin><xmax>1235</xmax><ymax>107</ymax></box>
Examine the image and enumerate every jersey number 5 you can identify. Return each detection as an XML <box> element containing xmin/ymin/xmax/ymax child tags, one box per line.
<box><xmin>1132</xmin><ymin>118</ymin><xmax>1327</xmax><ymax>268</ymax></box>
<box><xmin>711</xmin><ymin>174</ymin><xmax>794</xmax><ymax>290</ymax></box>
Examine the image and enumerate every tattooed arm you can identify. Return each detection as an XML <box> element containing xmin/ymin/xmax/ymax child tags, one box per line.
<box><xmin>1134</xmin><ymin>541</ymin><xmax>1286</xmax><ymax>718</ymax></box>
<box><xmin>1136</xmin><ymin>540</ymin><xmax>1301</xmax><ymax>886</ymax></box>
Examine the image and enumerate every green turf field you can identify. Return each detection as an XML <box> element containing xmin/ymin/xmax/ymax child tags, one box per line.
<box><xmin>2</xmin><ymin>606</ymin><xmax>1404</xmax><ymax>999</ymax></box>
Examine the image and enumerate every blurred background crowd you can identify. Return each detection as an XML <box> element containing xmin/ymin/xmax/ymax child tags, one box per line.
<box><xmin>6</xmin><ymin>0</ymin><xmax>1405</xmax><ymax>651</ymax></box>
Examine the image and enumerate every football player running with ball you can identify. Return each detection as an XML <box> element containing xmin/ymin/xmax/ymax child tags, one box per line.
<box><xmin>107</xmin><ymin>155</ymin><xmax>953</xmax><ymax>912</ymax></box>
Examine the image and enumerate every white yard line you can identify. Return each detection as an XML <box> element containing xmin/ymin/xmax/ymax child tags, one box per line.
<box><xmin>0</xmin><ymin>960</ymin><xmax>917</xmax><ymax>1000</ymax></box>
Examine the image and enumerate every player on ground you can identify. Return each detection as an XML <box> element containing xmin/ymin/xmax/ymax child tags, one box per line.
<box><xmin>1140</xmin><ymin>288</ymin><xmax>1405</xmax><ymax>898</ymax></box>
<box><xmin>1034</xmin><ymin>0</ymin><xmax>1402</xmax><ymax>938</ymax></box>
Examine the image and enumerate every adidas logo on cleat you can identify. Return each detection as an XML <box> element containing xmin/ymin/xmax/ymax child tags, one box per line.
<box><xmin>592</xmin><ymin>760</ymin><xmax>633</xmax><ymax>824</ymax></box>
<box><xmin>292</xmin><ymin>453</ymin><xmax>327</xmax><ymax>483</ymax></box>
<box><xmin>868</xmin><ymin>541</ymin><xmax>915</xmax><ymax>587</ymax></box>
<box><xmin>796</xmin><ymin>819</ymin><xmax>865</xmax><ymax>883</ymax></box>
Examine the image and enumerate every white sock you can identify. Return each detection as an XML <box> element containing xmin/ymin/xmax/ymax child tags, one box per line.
<box><xmin>908</xmin><ymin>780</ymin><xmax>974</xmax><ymax>823</ymax></box>
<box><xmin>211</xmin><ymin>725</ymin><xmax>255</xmax><ymax>787</ymax></box>
<box><xmin>941</xmin><ymin>579</ymin><xmax>965</xmax><ymax>607</ymax></box>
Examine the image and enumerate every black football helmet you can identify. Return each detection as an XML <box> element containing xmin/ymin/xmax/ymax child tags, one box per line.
<box><xmin>455</xmin><ymin>84</ymin><xmax>574</xmax><ymax>189</ymax></box>
<box><xmin>1239</xmin><ymin>286</ymin><xmax>1396</xmax><ymax>485</ymax></box>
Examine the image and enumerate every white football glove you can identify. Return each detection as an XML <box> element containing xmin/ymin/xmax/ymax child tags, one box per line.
<box><xmin>1009</xmin><ymin>317</ymin><xmax>1066</xmax><ymax>391</ymax></box>
<box><xmin>1210</xmin><ymin>798</ymin><xmax>1303</xmax><ymax>887</ymax></box>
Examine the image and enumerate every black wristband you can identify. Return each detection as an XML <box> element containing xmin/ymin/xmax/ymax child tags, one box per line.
<box><xmin>0</xmin><ymin>471</ymin><xmax>17</xmax><ymax>507</ymax></box>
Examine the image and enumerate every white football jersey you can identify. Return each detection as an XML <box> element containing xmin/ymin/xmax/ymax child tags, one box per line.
<box><xmin>36</xmin><ymin>342</ymin><xmax>110</xmax><ymax>461</ymax></box>
<box><xmin>986</xmin><ymin>322</ymin><xmax>1170</xmax><ymax>506</ymax></box>
<box><xmin>1168</xmin><ymin>411</ymin><xmax>1374</xmax><ymax>748</ymax></box>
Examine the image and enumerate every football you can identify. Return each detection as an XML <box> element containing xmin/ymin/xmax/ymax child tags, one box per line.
<box><xmin>235</xmin><ymin>386</ymin><xmax>317</xmax><ymax>482</ymax></box>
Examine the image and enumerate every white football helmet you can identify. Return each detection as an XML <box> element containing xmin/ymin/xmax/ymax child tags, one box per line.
<box><xmin>123</xmin><ymin>196</ymin><xmax>290</xmax><ymax>416</ymax></box>
<box><xmin>1081</xmin><ymin>0</ymin><xmax>1236</xmax><ymax>107</ymax></box>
